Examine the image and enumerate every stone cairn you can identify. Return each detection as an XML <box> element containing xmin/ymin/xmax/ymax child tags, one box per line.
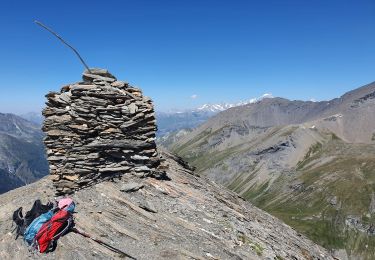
<box><xmin>43</xmin><ymin>68</ymin><xmax>166</xmax><ymax>195</ymax></box>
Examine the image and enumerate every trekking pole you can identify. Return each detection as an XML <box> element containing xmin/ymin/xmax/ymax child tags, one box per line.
<box><xmin>71</xmin><ymin>228</ymin><xmax>137</xmax><ymax>260</ymax></box>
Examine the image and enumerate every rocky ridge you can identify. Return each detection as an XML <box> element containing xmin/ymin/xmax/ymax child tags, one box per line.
<box><xmin>43</xmin><ymin>69</ymin><xmax>165</xmax><ymax>194</ymax></box>
<box><xmin>0</xmin><ymin>151</ymin><xmax>333</xmax><ymax>260</ymax></box>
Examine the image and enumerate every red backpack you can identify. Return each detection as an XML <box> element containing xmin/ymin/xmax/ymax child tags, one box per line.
<box><xmin>34</xmin><ymin>208</ymin><xmax>73</xmax><ymax>253</ymax></box>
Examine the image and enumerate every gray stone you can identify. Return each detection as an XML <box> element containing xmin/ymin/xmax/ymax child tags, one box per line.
<box><xmin>120</xmin><ymin>120</ymin><xmax>137</xmax><ymax>130</ymax></box>
<box><xmin>84</xmin><ymin>68</ymin><xmax>115</xmax><ymax>78</ymax></box>
<box><xmin>48</xmin><ymin>156</ymin><xmax>66</xmax><ymax>161</ymax></box>
<box><xmin>131</xmin><ymin>155</ymin><xmax>150</xmax><ymax>160</ymax></box>
<box><xmin>134</xmin><ymin>166</ymin><xmax>151</xmax><ymax>172</ymax></box>
<box><xmin>111</xmin><ymin>81</ymin><xmax>127</xmax><ymax>88</ymax></box>
<box><xmin>86</xmin><ymin>139</ymin><xmax>153</xmax><ymax>149</ymax></box>
<box><xmin>99</xmin><ymin>166</ymin><xmax>131</xmax><ymax>173</ymax></box>
<box><xmin>83</xmin><ymin>73</ymin><xmax>116</xmax><ymax>83</ymax></box>
<box><xmin>129</xmin><ymin>103</ymin><xmax>138</xmax><ymax>114</ymax></box>
<box><xmin>139</xmin><ymin>201</ymin><xmax>157</xmax><ymax>213</ymax></box>
<box><xmin>329</xmin><ymin>196</ymin><xmax>337</xmax><ymax>206</ymax></box>
<box><xmin>120</xmin><ymin>182</ymin><xmax>144</xmax><ymax>192</ymax></box>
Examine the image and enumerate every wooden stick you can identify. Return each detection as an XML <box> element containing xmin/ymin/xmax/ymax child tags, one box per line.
<box><xmin>34</xmin><ymin>20</ymin><xmax>91</xmax><ymax>73</ymax></box>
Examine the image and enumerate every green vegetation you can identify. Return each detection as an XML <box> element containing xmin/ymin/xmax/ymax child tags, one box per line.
<box><xmin>251</xmin><ymin>242</ymin><xmax>264</xmax><ymax>256</ymax></box>
<box><xmin>296</xmin><ymin>142</ymin><xmax>322</xmax><ymax>170</ymax></box>
<box><xmin>227</xmin><ymin>166</ymin><xmax>259</xmax><ymax>192</ymax></box>
<box><xmin>182</xmin><ymin>145</ymin><xmax>240</xmax><ymax>173</ymax></box>
<box><xmin>237</xmin><ymin>233</ymin><xmax>264</xmax><ymax>256</ymax></box>
<box><xmin>172</xmin><ymin>128</ymin><xmax>212</xmax><ymax>155</ymax></box>
<box><xmin>331</xmin><ymin>133</ymin><xmax>341</xmax><ymax>140</ymax></box>
<box><xmin>237</xmin><ymin>138</ymin><xmax>375</xmax><ymax>258</ymax></box>
<box><xmin>172</xmin><ymin>126</ymin><xmax>245</xmax><ymax>173</ymax></box>
<box><xmin>243</xmin><ymin>181</ymin><xmax>270</xmax><ymax>202</ymax></box>
<box><xmin>264</xmin><ymin>152</ymin><xmax>375</xmax><ymax>258</ymax></box>
<box><xmin>173</xmin><ymin>126</ymin><xmax>375</xmax><ymax>258</ymax></box>
<box><xmin>280</xmin><ymin>126</ymin><xmax>299</xmax><ymax>137</ymax></box>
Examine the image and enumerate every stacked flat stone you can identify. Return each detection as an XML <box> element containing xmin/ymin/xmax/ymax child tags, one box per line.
<box><xmin>43</xmin><ymin>68</ymin><xmax>165</xmax><ymax>195</ymax></box>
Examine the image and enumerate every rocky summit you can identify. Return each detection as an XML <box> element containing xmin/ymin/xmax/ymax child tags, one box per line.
<box><xmin>0</xmin><ymin>150</ymin><xmax>333</xmax><ymax>259</ymax></box>
<box><xmin>43</xmin><ymin>69</ymin><xmax>165</xmax><ymax>195</ymax></box>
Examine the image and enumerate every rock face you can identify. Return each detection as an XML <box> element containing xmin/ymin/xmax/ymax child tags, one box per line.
<box><xmin>0</xmin><ymin>151</ymin><xmax>333</xmax><ymax>260</ymax></box>
<box><xmin>43</xmin><ymin>68</ymin><xmax>164</xmax><ymax>194</ymax></box>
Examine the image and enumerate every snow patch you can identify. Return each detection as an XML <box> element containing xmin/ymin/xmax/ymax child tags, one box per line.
<box><xmin>196</xmin><ymin>93</ymin><xmax>274</xmax><ymax>113</ymax></box>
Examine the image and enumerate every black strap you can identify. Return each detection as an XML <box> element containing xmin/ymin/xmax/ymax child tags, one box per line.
<box><xmin>12</xmin><ymin>207</ymin><xmax>25</xmax><ymax>240</ymax></box>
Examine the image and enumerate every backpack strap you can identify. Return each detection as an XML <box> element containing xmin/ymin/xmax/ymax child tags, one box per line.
<box><xmin>53</xmin><ymin>215</ymin><xmax>73</xmax><ymax>240</ymax></box>
<box><xmin>12</xmin><ymin>207</ymin><xmax>25</xmax><ymax>240</ymax></box>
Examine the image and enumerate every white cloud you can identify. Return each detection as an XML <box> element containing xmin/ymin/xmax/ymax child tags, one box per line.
<box><xmin>191</xmin><ymin>94</ymin><xmax>198</xmax><ymax>99</ymax></box>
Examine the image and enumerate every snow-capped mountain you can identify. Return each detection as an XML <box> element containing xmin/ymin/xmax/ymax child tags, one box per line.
<box><xmin>196</xmin><ymin>93</ymin><xmax>274</xmax><ymax>112</ymax></box>
<box><xmin>196</xmin><ymin>103</ymin><xmax>234</xmax><ymax>112</ymax></box>
<box><xmin>156</xmin><ymin>94</ymin><xmax>274</xmax><ymax>136</ymax></box>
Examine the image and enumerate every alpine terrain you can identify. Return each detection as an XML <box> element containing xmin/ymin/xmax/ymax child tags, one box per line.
<box><xmin>166</xmin><ymin>81</ymin><xmax>375</xmax><ymax>259</ymax></box>
<box><xmin>0</xmin><ymin>69</ymin><xmax>335</xmax><ymax>260</ymax></box>
<box><xmin>0</xmin><ymin>150</ymin><xmax>335</xmax><ymax>259</ymax></box>
<box><xmin>156</xmin><ymin>94</ymin><xmax>273</xmax><ymax>136</ymax></box>
<box><xmin>0</xmin><ymin>113</ymin><xmax>48</xmax><ymax>194</ymax></box>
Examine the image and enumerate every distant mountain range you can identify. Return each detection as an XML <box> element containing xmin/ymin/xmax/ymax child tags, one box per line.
<box><xmin>156</xmin><ymin>94</ymin><xmax>274</xmax><ymax>136</ymax></box>
<box><xmin>196</xmin><ymin>93</ymin><xmax>274</xmax><ymax>112</ymax></box>
<box><xmin>0</xmin><ymin>113</ymin><xmax>48</xmax><ymax>194</ymax></box>
<box><xmin>17</xmin><ymin>94</ymin><xmax>275</xmax><ymax>137</ymax></box>
<box><xmin>164</xmin><ymin>81</ymin><xmax>375</xmax><ymax>259</ymax></box>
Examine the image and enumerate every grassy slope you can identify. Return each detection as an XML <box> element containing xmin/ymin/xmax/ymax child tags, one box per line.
<box><xmin>245</xmin><ymin>138</ymin><xmax>375</xmax><ymax>259</ymax></box>
<box><xmin>172</xmin><ymin>126</ymin><xmax>245</xmax><ymax>172</ymax></box>
<box><xmin>172</xmin><ymin>129</ymin><xmax>375</xmax><ymax>259</ymax></box>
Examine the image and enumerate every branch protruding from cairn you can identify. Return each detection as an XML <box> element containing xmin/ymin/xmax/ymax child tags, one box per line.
<box><xmin>34</xmin><ymin>20</ymin><xmax>91</xmax><ymax>73</ymax></box>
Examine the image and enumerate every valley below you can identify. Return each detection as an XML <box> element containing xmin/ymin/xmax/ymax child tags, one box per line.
<box><xmin>0</xmin><ymin>113</ymin><xmax>48</xmax><ymax>194</ymax></box>
<box><xmin>163</xmin><ymin>81</ymin><xmax>375</xmax><ymax>259</ymax></box>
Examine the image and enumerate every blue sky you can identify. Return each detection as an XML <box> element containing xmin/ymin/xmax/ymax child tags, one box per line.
<box><xmin>0</xmin><ymin>0</ymin><xmax>374</xmax><ymax>113</ymax></box>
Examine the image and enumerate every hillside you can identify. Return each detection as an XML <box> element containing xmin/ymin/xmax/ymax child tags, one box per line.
<box><xmin>167</xmin><ymin>81</ymin><xmax>375</xmax><ymax>259</ymax></box>
<box><xmin>0</xmin><ymin>113</ymin><xmax>48</xmax><ymax>194</ymax></box>
<box><xmin>0</xmin><ymin>151</ymin><xmax>333</xmax><ymax>260</ymax></box>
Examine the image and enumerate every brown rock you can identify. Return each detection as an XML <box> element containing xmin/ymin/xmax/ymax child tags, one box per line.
<box><xmin>64</xmin><ymin>175</ymin><xmax>79</xmax><ymax>181</ymax></box>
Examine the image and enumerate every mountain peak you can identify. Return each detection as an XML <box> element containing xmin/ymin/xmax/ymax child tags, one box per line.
<box><xmin>196</xmin><ymin>93</ymin><xmax>275</xmax><ymax>113</ymax></box>
<box><xmin>0</xmin><ymin>113</ymin><xmax>42</xmax><ymax>141</ymax></box>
